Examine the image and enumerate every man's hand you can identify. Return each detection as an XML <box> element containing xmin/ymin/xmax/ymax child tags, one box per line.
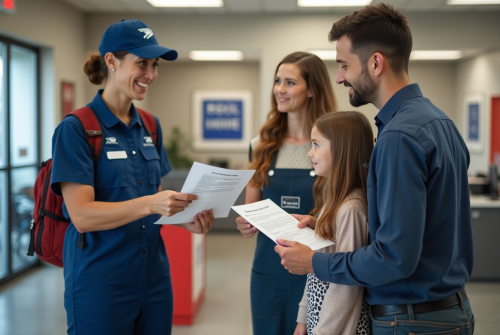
<box><xmin>291</xmin><ymin>214</ymin><xmax>317</xmax><ymax>229</ymax></box>
<box><xmin>274</xmin><ymin>239</ymin><xmax>315</xmax><ymax>275</ymax></box>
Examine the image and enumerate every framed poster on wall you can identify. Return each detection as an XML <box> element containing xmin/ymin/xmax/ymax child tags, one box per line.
<box><xmin>463</xmin><ymin>92</ymin><xmax>485</xmax><ymax>154</ymax></box>
<box><xmin>191</xmin><ymin>90</ymin><xmax>252</xmax><ymax>151</ymax></box>
<box><xmin>61</xmin><ymin>81</ymin><xmax>75</xmax><ymax>117</ymax></box>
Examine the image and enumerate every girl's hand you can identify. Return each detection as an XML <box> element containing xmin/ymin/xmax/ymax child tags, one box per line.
<box><xmin>294</xmin><ymin>323</ymin><xmax>307</xmax><ymax>335</ymax></box>
<box><xmin>184</xmin><ymin>209</ymin><xmax>214</xmax><ymax>234</ymax></box>
<box><xmin>291</xmin><ymin>214</ymin><xmax>317</xmax><ymax>229</ymax></box>
<box><xmin>150</xmin><ymin>190</ymin><xmax>198</xmax><ymax>217</ymax></box>
<box><xmin>236</xmin><ymin>216</ymin><xmax>258</xmax><ymax>238</ymax></box>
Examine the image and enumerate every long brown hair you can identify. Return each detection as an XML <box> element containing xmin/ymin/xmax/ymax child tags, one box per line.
<box><xmin>311</xmin><ymin>112</ymin><xmax>374</xmax><ymax>241</ymax></box>
<box><xmin>249</xmin><ymin>52</ymin><xmax>337</xmax><ymax>188</ymax></box>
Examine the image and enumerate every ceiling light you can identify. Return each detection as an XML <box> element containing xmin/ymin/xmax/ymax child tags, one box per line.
<box><xmin>447</xmin><ymin>0</ymin><xmax>500</xmax><ymax>5</ymax></box>
<box><xmin>298</xmin><ymin>0</ymin><xmax>372</xmax><ymax>7</ymax></box>
<box><xmin>410</xmin><ymin>50</ymin><xmax>463</xmax><ymax>60</ymax></box>
<box><xmin>147</xmin><ymin>0</ymin><xmax>223</xmax><ymax>7</ymax></box>
<box><xmin>308</xmin><ymin>50</ymin><xmax>337</xmax><ymax>60</ymax></box>
<box><xmin>189</xmin><ymin>50</ymin><xmax>244</xmax><ymax>61</ymax></box>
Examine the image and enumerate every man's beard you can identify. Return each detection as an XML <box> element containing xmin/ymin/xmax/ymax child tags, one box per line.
<box><xmin>345</xmin><ymin>66</ymin><xmax>377</xmax><ymax>107</ymax></box>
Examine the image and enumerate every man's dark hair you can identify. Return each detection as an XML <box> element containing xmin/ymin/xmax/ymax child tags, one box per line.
<box><xmin>329</xmin><ymin>3</ymin><xmax>412</xmax><ymax>75</ymax></box>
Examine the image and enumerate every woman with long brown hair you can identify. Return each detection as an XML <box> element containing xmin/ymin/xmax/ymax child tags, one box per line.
<box><xmin>236</xmin><ymin>51</ymin><xmax>336</xmax><ymax>335</ymax></box>
<box><xmin>294</xmin><ymin>111</ymin><xmax>374</xmax><ymax>335</ymax></box>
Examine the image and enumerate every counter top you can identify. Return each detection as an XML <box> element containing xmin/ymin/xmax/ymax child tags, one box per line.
<box><xmin>470</xmin><ymin>195</ymin><xmax>500</xmax><ymax>208</ymax></box>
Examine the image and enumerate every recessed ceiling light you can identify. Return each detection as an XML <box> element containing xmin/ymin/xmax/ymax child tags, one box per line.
<box><xmin>147</xmin><ymin>0</ymin><xmax>223</xmax><ymax>7</ymax></box>
<box><xmin>189</xmin><ymin>50</ymin><xmax>244</xmax><ymax>61</ymax></box>
<box><xmin>298</xmin><ymin>0</ymin><xmax>372</xmax><ymax>7</ymax></box>
<box><xmin>308</xmin><ymin>50</ymin><xmax>337</xmax><ymax>60</ymax></box>
<box><xmin>447</xmin><ymin>0</ymin><xmax>500</xmax><ymax>4</ymax></box>
<box><xmin>410</xmin><ymin>50</ymin><xmax>463</xmax><ymax>60</ymax></box>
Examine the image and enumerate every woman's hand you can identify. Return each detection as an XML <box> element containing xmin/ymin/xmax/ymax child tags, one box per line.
<box><xmin>184</xmin><ymin>209</ymin><xmax>214</xmax><ymax>234</ymax></box>
<box><xmin>236</xmin><ymin>216</ymin><xmax>258</xmax><ymax>238</ymax></box>
<box><xmin>291</xmin><ymin>214</ymin><xmax>317</xmax><ymax>229</ymax></box>
<box><xmin>150</xmin><ymin>190</ymin><xmax>198</xmax><ymax>217</ymax></box>
<box><xmin>294</xmin><ymin>323</ymin><xmax>307</xmax><ymax>335</ymax></box>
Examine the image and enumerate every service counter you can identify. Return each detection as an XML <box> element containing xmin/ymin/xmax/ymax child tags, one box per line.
<box><xmin>469</xmin><ymin>195</ymin><xmax>500</xmax><ymax>281</ymax></box>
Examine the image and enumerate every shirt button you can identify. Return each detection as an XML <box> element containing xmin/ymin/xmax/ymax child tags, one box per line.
<box><xmin>142</xmin><ymin>281</ymin><xmax>145</xmax><ymax>286</ymax></box>
<box><xmin>132</xmin><ymin>151</ymin><xmax>136</xmax><ymax>155</ymax></box>
<box><xmin>142</xmin><ymin>225</ymin><xmax>146</xmax><ymax>229</ymax></box>
<box><xmin>139</xmin><ymin>180</ymin><xmax>143</xmax><ymax>185</ymax></box>
<box><xmin>143</xmin><ymin>249</ymin><xmax>147</xmax><ymax>254</ymax></box>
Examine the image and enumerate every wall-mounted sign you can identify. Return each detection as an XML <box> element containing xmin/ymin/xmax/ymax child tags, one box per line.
<box><xmin>463</xmin><ymin>92</ymin><xmax>485</xmax><ymax>154</ymax></box>
<box><xmin>61</xmin><ymin>81</ymin><xmax>75</xmax><ymax>117</ymax></box>
<box><xmin>192</xmin><ymin>90</ymin><xmax>252</xmax><ymax>152</ymax></box>
<box><xmin>1</xmin><ymin>0</ymin><xmax>15</xmax><ymax>14</ymax></box>
<box><xmin>203</xmin><ymin>100</ymin><xmax>243</xmax><ymax>139</ymax></box>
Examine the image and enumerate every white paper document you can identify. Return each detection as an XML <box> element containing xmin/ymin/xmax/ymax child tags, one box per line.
<box><xmin>231</xmin><ymin>199</ymin><xmax>334</xmax><ymax>251</ymax></box>
<box><xmin>155</xmin><ymin>162</ymin><xmax>255</xmax><ymax>225</ymax></box>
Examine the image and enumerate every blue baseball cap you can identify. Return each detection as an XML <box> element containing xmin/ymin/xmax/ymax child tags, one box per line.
<box><xmin>99</xmin><ymin>20</ymin><xmax>178</xmax><ymax>61</ymax></box>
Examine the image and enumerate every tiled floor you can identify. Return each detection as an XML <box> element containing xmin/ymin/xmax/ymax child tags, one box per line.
<box><xmin>0</xmin><ymin>233</ymin><xmax>498</xmax><ymax>335</ymax></box>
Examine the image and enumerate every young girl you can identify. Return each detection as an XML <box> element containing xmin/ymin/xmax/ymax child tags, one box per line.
<box><xmin>294</xmin><ymin>111</ymin><xmax>374</xmax><ymax>335</ymax></box>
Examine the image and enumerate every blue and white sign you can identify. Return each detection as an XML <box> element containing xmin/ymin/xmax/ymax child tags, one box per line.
<box><xmin>193</xmin><ymin>90</ymin><xmax>253</xmax><ymax>151</ymax></box>
<box><xmin>203</xmin><ymin>100</ymin><xmax>243</xmax><ymax>140</ymax></box>
<box><xmin>462</xmin><ymin>92</ymin><xmax>484</xmax><ymax>154</ymax></box>
<box><xmin>468</xmin><ymin>103</ymin><xmax>479</xmax><ymax>141</ymax></box>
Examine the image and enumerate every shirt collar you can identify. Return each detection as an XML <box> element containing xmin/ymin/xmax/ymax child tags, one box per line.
<box><xmin>375</xmin><ymin>83</ymin><xmax>423</xmax><ymax>126</ymax></box>
<box><xmin>91</xmin><ymin>89</ymin><xmax>143</xmax><ymax>128</ymax></box>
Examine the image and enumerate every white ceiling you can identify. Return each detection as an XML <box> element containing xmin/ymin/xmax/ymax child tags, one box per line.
<box><xmin>59</xmin><ymin>0</ymin><xmax>500</xmax><ymax>14</ymax></box>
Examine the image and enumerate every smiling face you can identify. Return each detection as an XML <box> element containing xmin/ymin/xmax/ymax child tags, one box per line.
<box><xmin>308</xmin><ymin>126</ymin><xmax>332</xmax><ymax>177</ymax></box>
<box><xmin>273</xmin><ymin>63</ymin><xmax>312</xmax><ymax>114</ymax></box>
<box><xmin>113</xmin><ymin>53</ymin><xmax>159</xmax><ymax>101</ymax></box>
<box><xmin>335</xmin><ymin>35</ymin><xmax>377</xmax><ymax>107</ymax></box>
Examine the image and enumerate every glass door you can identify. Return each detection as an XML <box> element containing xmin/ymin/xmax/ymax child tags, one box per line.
<box><xmin>0</xmin><ymin>37</ymin><xmax>40</xmax><ymax>284</ymax></box>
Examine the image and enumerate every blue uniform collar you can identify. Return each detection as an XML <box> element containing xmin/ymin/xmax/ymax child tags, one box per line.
<box><xmin>375</xmin><ymin>83</ymin><xmax>423</xmax><ymax>127</ymax></box>
<box><xmin>90</xmin><ymin>89</ymin><xmax>143</xmax><ymax>128</ymax></box>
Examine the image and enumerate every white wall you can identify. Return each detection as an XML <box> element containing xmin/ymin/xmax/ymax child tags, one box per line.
<box><xmin>457</xmin><ymin>50</ymin><xmax>500</xmax><ymax>176</ymax></box>
<box><xmin>85</xmin><ymin>12</ymin><xmax>500</xmax><ymax>127</ymax></box>
<box><xmin>148</xmin><ymin>62</ymin><xmax>260</xmax><ymax>169</ymax></box>
<box><xmin>328</xmin><ymin>61</ymin><xmax>457</xmax><ymax>138</ymax></box>
<box><xmin>0</xmin><ymin>0</ymin><xmax>87</xmax><ymax>160</ymax></box>
<box><xmin>145</xmin><ymin>59</ymin><xmax>456</xmax><ymax>169</ymax></box>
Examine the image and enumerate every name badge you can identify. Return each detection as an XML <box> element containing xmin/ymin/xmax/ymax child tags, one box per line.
<box><xmin>281</xmin><ymin>196</ymin><xmax>300</xmax><ymax>209</ymax></box>
<box><xmin>107</xmin><ymin>151</ymin><xmax>128</xmax><ymax>160</ymax></box>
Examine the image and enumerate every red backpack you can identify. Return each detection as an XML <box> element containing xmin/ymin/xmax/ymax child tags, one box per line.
<box><xmin>27</xmin><ymin>106</ymin><xmax>158</xmax><ymax>267</ymax></box>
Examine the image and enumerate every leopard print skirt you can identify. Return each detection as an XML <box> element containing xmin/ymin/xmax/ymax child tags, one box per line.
<box><xmin>306</xmin><ymin>273</ymin><xmax>371</xmax><ymax>335</ymax></box>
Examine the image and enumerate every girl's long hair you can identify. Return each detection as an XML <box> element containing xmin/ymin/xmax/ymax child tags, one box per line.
<box><xmin>248</xmin><ymin>52</ymin><xmax>337</xmax><ymax>188</ymax></box>
<box><xmin>312</xmin><ymin>112</ymin><xmax>374</xmax><ymax>241</ymax></box>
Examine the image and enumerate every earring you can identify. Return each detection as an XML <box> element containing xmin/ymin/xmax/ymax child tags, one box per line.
<box><xmin>112</xmin><ymin>68</ymin><xmax>115</xmax><ymax>72</ymax></box>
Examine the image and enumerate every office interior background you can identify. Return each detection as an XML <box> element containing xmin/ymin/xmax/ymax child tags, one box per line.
<box><xmin>0</xmin><ymin>0</ymin><xmax>499</xmax><ymax>334</ymax></box>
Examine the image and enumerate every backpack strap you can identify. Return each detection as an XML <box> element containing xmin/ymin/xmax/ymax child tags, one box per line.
<box><xmin>64</xmin><ymin>106</ymin><xmax>103</xmax><ymax>250</ymax></box>
<box><xmin>136</xmin><ymin>107</ymin><xmax>158</xmax><ymax>147</ymax></box>
<box><xmin>65</xmin><ymin>106</ymin><xmax>104</xmax><ymax>167</ymax></box>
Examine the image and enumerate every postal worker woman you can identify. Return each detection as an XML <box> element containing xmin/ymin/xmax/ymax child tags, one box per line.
<box><xmin>51</xmin><ymin>19</ymin><xmax>214</xmax><ymax>335</ymax></box>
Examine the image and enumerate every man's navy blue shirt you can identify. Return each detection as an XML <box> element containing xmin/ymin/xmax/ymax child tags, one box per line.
<box><xmin>312</xmin><ymin>84</ymin><xmax>474</xmax><ymax>305</ymax></box>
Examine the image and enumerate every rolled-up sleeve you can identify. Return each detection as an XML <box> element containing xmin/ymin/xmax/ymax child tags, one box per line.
<box><xmin>51</xmin><ymin>118</ymin><xmax>95</xmax><ymax>196</ymax></box>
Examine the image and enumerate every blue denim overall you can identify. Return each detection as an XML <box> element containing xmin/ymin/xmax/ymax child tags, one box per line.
<box><xmin>250</xmin><ymin>150</ymin><xmax>316</xmax><ymax>335</ymax></box>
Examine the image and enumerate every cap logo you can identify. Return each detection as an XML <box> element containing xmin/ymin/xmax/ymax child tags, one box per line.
<box><xmin>138</xmin><ymin>28</ymin><xmax>154</xmax><ymax>39</ymax></box>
